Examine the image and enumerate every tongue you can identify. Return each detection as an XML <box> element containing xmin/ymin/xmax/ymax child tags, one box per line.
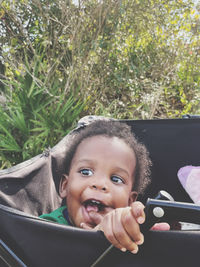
<box><xmin>88</xmin><ymin>210</ymin><xmax>103</xmax><ymax>225</ymax></box>
<box><xmin>86</xmin><ymin>205</ymin><xmax>99</xmax><ymax>212</ymax></box>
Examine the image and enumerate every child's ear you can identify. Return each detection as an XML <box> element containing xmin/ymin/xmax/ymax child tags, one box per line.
<box><xmin>128</xmin><ymin>191</ymin><xmax>138</xmax><ymax>205</ymax></box>
<box><xmin>59</xmin><ymin>174</ymin><xmax>69</xmax><ymax>198</ymax></box>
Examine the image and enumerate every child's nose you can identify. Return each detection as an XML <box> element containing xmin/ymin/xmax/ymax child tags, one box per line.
<box><xmin>91</xmin><ymin>184</ymin><xmax>107</xmax><ymax>191</ymax></box>
<box><xmin>90</xmin><ymin>177</ymin><xmax>108</xmax><ymax>192</ymax></box>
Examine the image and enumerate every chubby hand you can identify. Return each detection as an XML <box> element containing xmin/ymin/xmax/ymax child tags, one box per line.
<box><xmin>81</xmin><ymin>201</ymin><xmax>146</xmax><ymax>254</ymax></box>
<box><xmin>80</xmin><ymin>201</ymin><xmax>170</xmax><ymax>254</ymax></box>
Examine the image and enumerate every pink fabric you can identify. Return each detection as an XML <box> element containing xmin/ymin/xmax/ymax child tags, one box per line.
<box><xmin>177</xmin><ymin>166</ymin><xmax>200</xmax><ymax>205</ymax></box>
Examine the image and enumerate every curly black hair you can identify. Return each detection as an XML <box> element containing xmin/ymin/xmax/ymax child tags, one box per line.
<box><xmin>64</xmin><ymin>120</ymin><xmax>151</xmax><ymax>195</ymax></box>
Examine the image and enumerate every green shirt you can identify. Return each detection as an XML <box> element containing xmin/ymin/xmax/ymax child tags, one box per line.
<box><xmin>40</xmin><ymin>206</ymin><xmax>71</xmax><ymax>226</ymax></box>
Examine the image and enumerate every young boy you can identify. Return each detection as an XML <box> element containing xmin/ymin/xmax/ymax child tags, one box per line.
<box><xmin>40</xmin><ymin>119</ymin><xmax>169</xmax><ymax>254</ymax></box>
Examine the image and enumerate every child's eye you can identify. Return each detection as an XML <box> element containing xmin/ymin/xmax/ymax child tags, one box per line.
<box><xmin>80</xmin><ymin>169</ymin><xmax>93</xmax><ymax>176</ymax></box>
<box><xmin>111</xmin><ymin>175</ymin><xmax>124</xmax><ymax>184</ymax></box>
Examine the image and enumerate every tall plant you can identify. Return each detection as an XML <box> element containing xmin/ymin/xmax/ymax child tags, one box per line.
<box><xmin>0</xmin><ymin>51</ymin><xmax>85</xmax><ymax>169</ymax></box>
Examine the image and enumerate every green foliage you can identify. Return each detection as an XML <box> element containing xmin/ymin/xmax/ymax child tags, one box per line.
<box><xmin>0</xmin><ymin>51</ymin><xmax>85</xmax><ymax>168</ymax></box>
<box><xmin>0</xmin><ymin>0</ymin><xmax>200</xmax><ymax>168</ymax></box>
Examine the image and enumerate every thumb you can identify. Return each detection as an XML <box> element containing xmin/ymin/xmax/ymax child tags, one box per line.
<box><xmin>80</xmin><ymin>222</ymin><xmax>93</xmax><ymax>230</ymax></box>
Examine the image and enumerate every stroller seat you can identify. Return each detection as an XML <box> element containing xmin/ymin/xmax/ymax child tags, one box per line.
<box><xmin>0</xmin><ymin>116</ymin><xmax>200</xmax><ymax>266</ymax></box>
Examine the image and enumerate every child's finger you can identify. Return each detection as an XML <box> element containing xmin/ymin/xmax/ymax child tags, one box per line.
<box><xmin>112</xmin><ymin>208</ymin><xmax>140</xmax><ymax>253</ymax></box>
<box><xmin>99</xmin><ymin>210</ymin><xmax>137</xmax><ymax>253</ymax></box>
<box><xmin>123</xmin><ymin>207</ymin><xmax>144</xmax><ymax>244</ymax></box>
<box><xmin>151</xmin><ymin>222</ymin><xmax>170</xmax><ymax>231</ymax></box>
<box><xmin>121</xmin><ymin>208</ymin><xmax>144</xmax><ymax>246</ymax></box>
<box><xmin>130</xmin><ymin>201</ymin><xmax>145</xmax><ymax>224</ymax></box>
<box><xmin>100</xmin><ymin>211</ymin><xmax>124</xmax><ymax>251</ymax></box>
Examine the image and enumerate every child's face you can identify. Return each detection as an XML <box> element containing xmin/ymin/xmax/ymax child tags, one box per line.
<box><xmin>60</xmin><ymin>135</ymin><xmax>137</xmax><ymax>228</ymax></box>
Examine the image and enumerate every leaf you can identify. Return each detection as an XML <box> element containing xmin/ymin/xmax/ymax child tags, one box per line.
<box><xmin>0</xmin><ymin>132</ymin><xmax>21</xmax><ymax>152</ymax></box>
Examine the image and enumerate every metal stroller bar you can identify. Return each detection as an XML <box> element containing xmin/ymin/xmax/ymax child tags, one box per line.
<box><xmin>0</xmin><ymin>239</ymin><xmax>27</xmax><ymax>267</ymax></box>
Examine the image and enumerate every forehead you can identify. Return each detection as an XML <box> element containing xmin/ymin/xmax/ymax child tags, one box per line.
<box><xmin>75</xmin><ymin>135</ymin><xmax>134</xmax><ymax>156</ymax></box>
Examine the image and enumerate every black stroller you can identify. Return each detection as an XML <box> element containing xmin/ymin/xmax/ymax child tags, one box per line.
<box><xmin>0</xmin><ymin>116</ymin><xmax>200</xmax><ymax>267</ymax></box>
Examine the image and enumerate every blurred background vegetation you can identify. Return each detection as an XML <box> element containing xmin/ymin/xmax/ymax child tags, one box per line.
<box><xmin>0</xmin><ymin>0</ymin><xmax>200</xmax><ymax>169</ymax></box>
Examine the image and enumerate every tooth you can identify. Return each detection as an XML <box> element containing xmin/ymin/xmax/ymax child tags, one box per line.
<box><xmin>91</xmin><ymin>200</ymin><xmax>100</xmax><ymax>204</ymax></box>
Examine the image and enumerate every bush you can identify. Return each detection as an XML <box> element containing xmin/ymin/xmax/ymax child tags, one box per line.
<box><xmin>0</xmin><ymin>0</ymin><xmax>200</xmax><ymax>168</ymax></box>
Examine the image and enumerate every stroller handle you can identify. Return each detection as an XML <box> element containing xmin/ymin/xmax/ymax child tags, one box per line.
<box><xmin>143</xmin><ymin>197</ymin><xmax>200</xmax><ymax>229</ymax></box>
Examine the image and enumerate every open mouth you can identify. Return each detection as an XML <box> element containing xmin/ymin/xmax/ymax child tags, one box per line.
<box><xmin>83</xmin><ymin>199</ymin><xmax>107</xmax><ymax>212</ymax></box>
